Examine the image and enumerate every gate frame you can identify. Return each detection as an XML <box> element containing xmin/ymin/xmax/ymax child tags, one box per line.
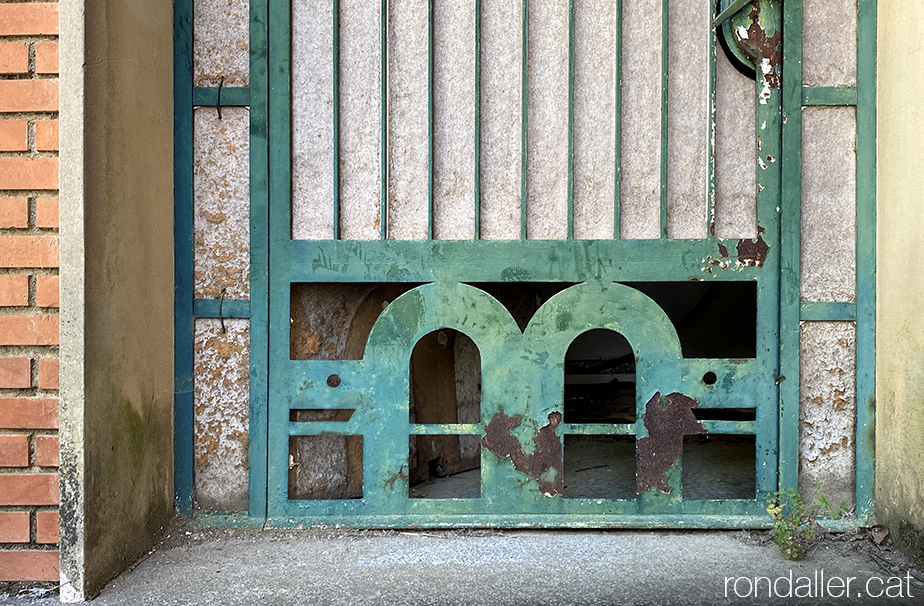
<box><xmin>171</xmin><ymin>0</ymin><xmax>877</xmax><ymax>529</ymax></box>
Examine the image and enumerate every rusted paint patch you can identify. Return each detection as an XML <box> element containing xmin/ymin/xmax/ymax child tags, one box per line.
<box><xmin>717</xmin><ymin>241</ymin><xmax>730</xmax><ymax>257</ymax></box>
<box><xmin>735</xmin><ymin>3</ymin><xmax>782</xmax><ymax>90</ymax></box>
<box><xmin>736</xmin><ymin>226</ymin><xmax>769</xmax><ymax>267</ymax></box>
<box><xmin>636</xmin><ymin>392</ymin><xmax>706</xmax><ymax>495</ymax></box>
<box><xmin>482</xmin><ymin>411</ymin><xmax>563</xmax><ymax>496</ymax></box>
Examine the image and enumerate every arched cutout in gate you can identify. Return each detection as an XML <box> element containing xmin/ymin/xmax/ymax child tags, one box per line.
<box><xmin>408</xmin><ymin>328</ymin><xmax>482</xmax><ymax>499</ymax></box>
<box><xmin>562</xmin><ymin>329</ymin><xmax>636</xmax><ymax>500</ymax></box>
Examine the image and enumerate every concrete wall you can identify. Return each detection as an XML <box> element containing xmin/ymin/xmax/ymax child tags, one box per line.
<box><xmin>59</xmin><ymin>0</ymin><xmax>175</xmax><ymax>600</ymax></box>
<box><xmin>876</xmin><ymin>5</ymin><xmax>924</xmax><ymax>568</ymax></box>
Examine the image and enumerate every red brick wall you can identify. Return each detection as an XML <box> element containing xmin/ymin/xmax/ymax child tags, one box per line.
<box><xmin>0</xmin><ymin>0</ymin><xmax>59</xmax><ymax>583</ymax></box>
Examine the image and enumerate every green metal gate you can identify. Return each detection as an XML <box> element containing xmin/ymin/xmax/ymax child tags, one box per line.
<box><xmin>257</xmin><ymin>0</ymin><xmax>782</xmax><ymax>526</ymax></box>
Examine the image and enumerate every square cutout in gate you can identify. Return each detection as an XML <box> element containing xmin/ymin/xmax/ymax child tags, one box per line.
<box><xmin>408</xmin><ymin>435</ymin><xmax>481</xmax><ymax>499</ymax></box>
<box><xmin>682</xmin><ymin>434</ymin><xmax>756</xmax><ymax>500</ymax></box>
<box><xmin>288</xmin><ymin>436</ymin><xmax>363</xmax><ymax>500</ymax></box>
<box><xmin>563</xmin><ymin>435</ymin><xmax>636</xmax><ymax>499</ymax></box>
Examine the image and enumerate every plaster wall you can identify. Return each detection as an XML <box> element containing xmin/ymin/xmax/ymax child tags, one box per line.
<box><xmin>60</xmin><ymin>0</ymin><xmax>174</xmax><ymax>600</ymax></box>
<box><xmin>876</xmin><ymin>3</ymin><xmax>924</xmax><ymax>567</ymax></box>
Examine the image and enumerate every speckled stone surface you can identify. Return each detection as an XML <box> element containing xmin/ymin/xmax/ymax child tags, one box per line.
<box><xmin>433</xmin><ymin>0</ymin><xmax>477</xmax><ymax>240</ymax></box>
<box><xmin>479</xmin><ymin>0</ymin><xmax>523</xmax><ymax>240</ymax></box>
<box><xmin>193</xmin><ymin>0</ymin><xmax>249</xmax><ymax>87</ymax></box>
<box><xmin>387</xmin><ymin>0</ymin><xmax>430</xmax><ymax>240</ymax></box>
<box><xmin>194</xmin><ymin>319</ymin><xmax>250</xmax><ymax>512</ymax></box>
<box><xmin>525</xmin><ymin>0</ymin><xmax>569</xmax><ymax>240</ymax></box>
<box><xmin>666</xmin><ymin>0</ymin><xmax>710</xmax><ymax>240</ymax></box>
<box><xmin>339</xmin><ymin>0</ymin><xmax>383</xmax><ymax>240</ymax></box>
<box><xmin>572</xmin><ymin>0</ymin><xmax>616</xmax><ymax>240</ymax></box>
<box><xmin>714</xmin><ymin>43</ymin><xmax>757</xmax><ymax>240</ymax></box>
<box><xmin>800</xmin><ymin>321</ymin><xmax>857</xmax><ymax>511</ymax></box>
<box><xmin>620</xmin><ymin>0</ymin><xmax>662</xmax><ymax>239</ymax></box>
<box><xmin>801</xmin><ymin>107</ymin><xmax>857</xmax><ymax>303</ymax></box>
<box><xmin>803</xmin><ymin>0</ymin><xmax>857</xmax><ymax>87</ymax></box>
<box><xmin>193</xmin><ymin>107</ymin><xmax>250</xmax><ymax>299</ymax></box>
<box><xmin>291</xmin><ymin>0</ymin><xmax>335</xmax><ymax>240</ymax></box>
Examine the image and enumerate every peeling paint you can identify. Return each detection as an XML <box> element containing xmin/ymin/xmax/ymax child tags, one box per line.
<box><xmin>483</xmin><ymin>411</ymin><xmax>564</xmax><ymax>496</ymax></box>
<box><xmin>636</xmin><ymin>392</ymin><xmax>706</xmax><ymax>495</ymax></box>
<box><xmin>736</xmin><ymin>227</ymin><xmax>769</xmax><ymax>267</ymax></box>
<box><xmin>799</xmin><ymin>322</ymin><xmax>856</xmax><ymax>510</ymax></box>
<box><xmin>194</xmin><ymin>319</ymin><xmax>250</xmax><ymax>512</ymax></box>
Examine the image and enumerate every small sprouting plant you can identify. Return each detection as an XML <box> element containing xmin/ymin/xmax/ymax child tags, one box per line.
<box><xmin>766</xmin><ymin>484</ymin><xmax>848</xmax><ymax>560</ymax></box>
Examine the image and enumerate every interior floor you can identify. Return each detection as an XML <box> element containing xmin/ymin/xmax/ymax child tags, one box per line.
<box><xmin>410</xmin><ymin>435</ymin><xmax>756</xmax><ymax>500</ymax></box>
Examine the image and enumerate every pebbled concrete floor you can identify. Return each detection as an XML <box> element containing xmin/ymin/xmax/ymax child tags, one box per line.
<box><xmin>2</xmin><ymin>518</ymin><xmax>923</xmax><ymax>605</ymax></box>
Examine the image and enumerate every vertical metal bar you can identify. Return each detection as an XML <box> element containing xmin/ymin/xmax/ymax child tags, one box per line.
<box><xmin>520</xmin><ymin>0</ymin><xmax>529</xmax><ymax>240</ymax></box>
<box><xmin>474</xmin><ymin>0</ymin><xmax>482</xmax><ymax>240</ymax></box>
<box><xmin>854</xmin><ymin>0</ymin><xmax>877</xmax><ymax>523</ymax></box>
<box><xmin>779</xmin><ymin>0</ymin><xmax>804</xmax><ymax>495</ymax></box>
<box><xmin>381</xmin><ymin>0</ymin><xmax>389</xmax><ymax>240</ymax></box>
<box><xmin>750</xmin><ymin>0</ymin><xmax>784</xmax><ymax>502</ymax></box>
<box><xmin>249</xmin><ymin>0</ymin><xmax>272</xmax><ymax>520</ymax></box>
<box><xmin>428</xmin><ymin>0</ymin><xmax>435</xmax><ymax>240</ymax></box>
<box><xmin>173</xmin><ymin>0</ymin><xmax>194</xmax><ymax>516</ymax></box>
<box><xmin>613</xmin><ymin>0</ymin><xmax>622</xmax><ymax>240</ymax></box>
<box><xmin>706</xmin><ymin>4</ymin><xmax>717</xmax><ymax>236</ymax></box>
<box><xmin>659</xmin><ymin>0</ymin><xmax>669</xmax><ymax>239</ymax></box>
<box><xmin>567</xmin><ymin>0</ymin><xmax>575</xmax><ymax>240</ymax></box>
<box><xmin>333</xmin><ymin>0</ymin><xmax>341</xmax><ymax>240</ymax></box>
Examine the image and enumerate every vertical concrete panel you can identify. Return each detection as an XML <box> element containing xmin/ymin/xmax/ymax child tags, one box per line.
<box><xmin>193</xmin><ymin>320</ymin><xmax>249</xmax><ymax>512</ymax></box>
<box><xmin>802</xmin><ymin>0</ymin><xmax>857</xmax><ymax>87</ymax></box>
<box><xmin>877</xmin><ymin>3</ymin><xmax>924</xmax><ymax>565</ymax></box>
<box><xmin>340</xmin><ymin>0</ymin><xmax>382</xmax><ymax>240</ymax></box>
<box><xmin>74</xmin><ymin>0</ymin><xmax>175</xmax><ymax>598</ymax></box>
<box><xmin>714</xmin><ymin>44</ymin><xmax>756</xmax><ymax>240</ymax></box>
<box><xmin>387</xmin><ymin>0</ymin><xmax>429</xmax><ymax>240</ymax></box>
<box><xmin>620</xmin><ymin>0</ymin><xmax>661</xmax><ymax>239</ymax></box>
<box><xmin>526</xmin><ymin>0</ymin><xmax>569</xmax><ymax>240</ymax></box>
<box><xmin>799</xmin><ymin>321</ymin><xmax>856</xmax><ymax>511</ymax></box>
<box><xmin>801</xmin><ymin>107</ymin><xmax>857</xmax><ymax>302</ymax></box>
<box><xmin>193</xmin><ymin>0</ymin><xmax>249</xmax><ymax>87</ymax></box>
<box><xmin>572</xmin><ymin>0</ymin><xmax>615</xmax><ymax>240</ymax></box>
<box><xmin>194</xmin><ymin>108</ymin><xmax>250</xmax><ymax>299</ymax></box>
<box><xmin>666</xmin><ymin>0</ymin><xmax>709</xmax><ymax>240</ymax></box>
<box><xmin>291</xmin><ymin>0</ymin><xmax>335</xmax><ymax>240</ymax></box>
<box><xmin>479</xmin><ymin>0</ymin><xmax>522</xmax><ymax>240</ymax></box>
<box><xmin>433</xmin><ymin>0</ymin><xmax>476</xmax><ymax>240</ymax></box>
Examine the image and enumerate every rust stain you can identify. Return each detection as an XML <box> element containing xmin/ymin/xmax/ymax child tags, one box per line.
<box><xmin>636</xmin><ymin>392</ymin><xmax>706</xmax><ymax>495</ymax></box>
<box><xmin>736</xmin><ymin>227</ymin><xmax>769</xmax><ymax>267</ymax></box>
<box><xmin>717</xmin><ymin>242</ymin><xmax>730</xmax><ymax>258</ymax></box>
<box><xmin>483</xmin><ymin>411</ymin><xmax>564</xmax><ymax>496</ymax></box>
<box><xmin>737</xmin><ymin>3</ymin><xmax>782</xmax><ymax>89</ymax></box>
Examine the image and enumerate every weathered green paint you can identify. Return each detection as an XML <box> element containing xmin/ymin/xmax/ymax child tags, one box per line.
<box><xmin>194</xmin><ymin>299</ymin><xmax>252</xmax><ymax>319</ymax></box>
<box><xmin>778</xmin><ymin>0</ymin><xmax>802</xmax><ymax>496</ymax></box>
<box><xmin>257</xmin><ymin>0</ymin><xmax>782</xmax><ymax>527</ymax></box>
<box><xmin>799</xmin><ymin>301</ymin><xmax>857</xmax><ymax>322</ymax></box>
<box><xmin>248</xmin><ymin>0</ymin><xmax>271</xmax><ymax>520</ymax></box>
<box><xmin>173</xmin><ymin>0</ymin><xmax>875</xmax><ymax>530</ymax></box>
<box><xmin>174</xmin><ymin>0</ymin><xmax>195</xmax><ymax>516</ymax></box>
<box><xmin>193</xmin><ymin>86</ymin><xmax>251</xmax><ymax>107</ymax></box>
<box><xmin>801</xmin><ymin>86</ymin><xmax>858</xmax><ymax>107</ymax></box>
<box><xmin>854</xmin><ymin>0</ymin><xmax>877</xmax><ymax>523</ymax></box>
